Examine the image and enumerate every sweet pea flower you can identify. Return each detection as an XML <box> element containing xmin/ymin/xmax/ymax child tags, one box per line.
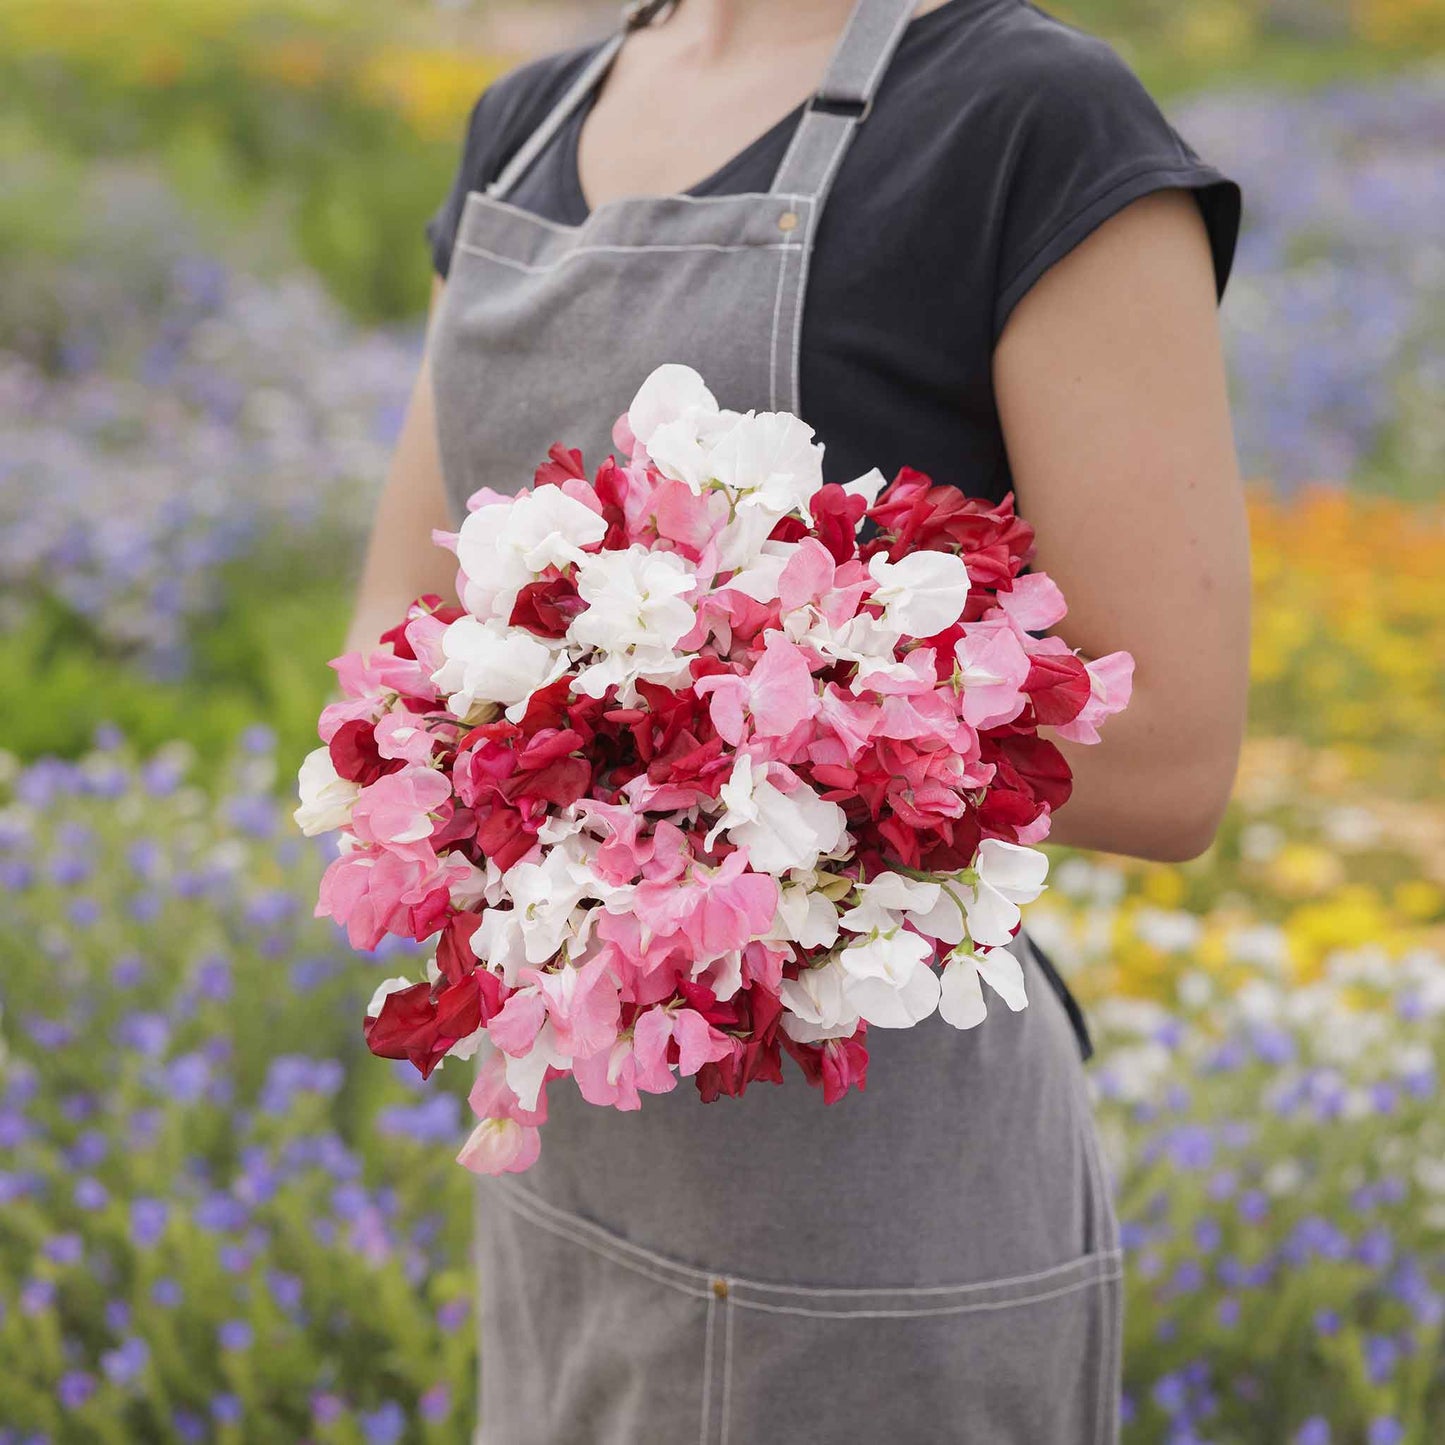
<box><xmin>991</xmin><ymin>571</ymin><xmax>1067</xmax><ymax>631</ymax></box>
<box><xmin>838</xmin><ymin>872</ymin><xmax>942</xmax><ymax>937</ymax></box>
<box><xmin>707</xmin><ymin>409</ymin><xmax>824</xmax><ymax>518</ymax></box>
<box><xmin>694</xmin><ymin>631</ymin><xmax>820</xmax><ymax>743</ymax></box>
<box><xmin>867</xmin><ymin>550</ymin><xmax>972</xmax><ymax>637</ymax></box>
<box><xmin>633</xmin><ymin>1004</ymin><xmax>734</xmax><ymax>1081</ymax></box>
<box><xmin>373</xmin><ymin>709</ymin><xmax>440</xmax><ymax>765</ymax></box>
<box><xmin>938</xmin><ymin>942</ymin><xmax>1030</xmax><ymax>1030</ymax></box>
<box><xmin>1051</xmin><ymin>649</ymin><xmax>1136</xmax><ymax>745</ymax></box>
<box><xmin>454</xmin><ymin>486</ymin><xmax>607</xmax><ymax>620</ymax></box>
<box><xmin>837</xmin><ymin>928</ymin><xmax>942</xmax><ymax>1028</ymax></box>
<box><xmin>779</xmin><ymin>956</ymin><xmax>859</xmax><ymax>1041</ymax></box>
<box><xmin>456</xmin><ymin>1117</ymin><xmax>542</xmax><ymax>1175</ymax></box>
<box><xmin>569</xmin><ymin>546</ymin><xmax>697</xmax><ymax>700</ymax></box>
<box><xmin>293</xmin><ymin>747</ymin><xmax>360</xmax><ymax>836</ymax></box>
<box><xmin>628</xmin><ymin>363</ymin><xmax>719</xmax><ymax>440</ymax></box>
<box><xmin>506</xmin><ymin>840</ymin><xmax>610</xmax><ymax>964</ymax></box>
<box><xmin>966</xmin><ymin>839</ymin><xmax>1050</xmax><ymax>946</ymax></box>
<box><xmin>526</xmin><ymin>956</ymin><xmax>622</xmax><ymax>1060</ymax></box>
<box><xmin>705</xmin><ymin>756</ymin><xmax>848</xmax><ymax>875</ymax></box>
<box><xmin>349</xmin><ymin>766</ymin><xmax>452</xmax><ymax>858</ymax></box>
<box><xmin>432</xmin><ymin>616</ymin><xmax>570</xmax><ymax>724</ymax></box>
<box><xmin>953</xmin><ymin>619</ymin><xmax>1032</xmax><ymax>729</ymax></box>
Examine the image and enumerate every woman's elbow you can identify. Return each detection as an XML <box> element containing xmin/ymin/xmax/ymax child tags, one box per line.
<box><xmin>1150</xmin><ymin>732</ymin><xmax>1245</xmax><ymax>863</ymax></box>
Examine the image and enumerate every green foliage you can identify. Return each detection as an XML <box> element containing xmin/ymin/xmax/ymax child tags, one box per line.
<box><xmin>0</xmin><ymin>551</ymin><xmax>351</xmax><ymax>777</ymax></box>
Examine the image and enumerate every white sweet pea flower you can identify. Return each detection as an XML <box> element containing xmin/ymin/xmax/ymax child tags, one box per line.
<box><xmin>905</xmin><ymin>876</ymin><xmax>971</xmax><ymax>947</ymax></box>
<box><xmin>843</xmin><ymin>466</ymin><xmax>886</xmax><ymax>506</ymax></box>
<box><xmin>626</xmin><ymin>363</ymin><xmax>720</xmax><ymax>450</ymax></box>
<box><xmin>456</xmin><ymin>487</ymin><xmax>607</xmax><ymax>620</ymax></box>
<box><xmin>707</xmin><ymin>410</ymin><xmax>825</xmax><ymax>518</ymax></box>
<box><xmin>867</xmin><ymin>551</ymin><xmax>972</xmax><ymax>638</ymax></box>
<box><xmin>569</xmin><ymin>546</ymin><xmax>697</xmax><ymax>700</ymax></box>
<box><xmin>837</xmin><ymin>929</ymin><xmax>941</xmax><ymax>1028</ymax></box>
<box><xmin>705</xmin><ymin>756</ymin><xmax>848</xmax><ymax>875</ymax></box>
<box><xmin>938</xmin><ymin>942</ymin><xmax>1029</xmax><ymax>1030</ymax></box>
<box><xmin>506</xmin><ymin>842</ymin><xmax>600</xmax><ymax>965</ymax></box>
<box><xmin>838</xmin><ymin>872</ymin><xmax>941</xmax><ymax>936</ymax></box>
<box><xmin>771</xmin><ymin>881</ymin><xmax>841</xmax><ymax>951</ymax></box>
<box><xmin>431</xmin><ymin>615</ymin><xmax>569</xmax><ymax>724</ymax></box>
<box><xmin>294</xmin><ymin>746</ymin><xmax>360</xmax><ymax>836</ymax></box>
<box><xmin>724</xmin><ymin>541</ymin><xmax>799</xmax><ymax>603</ymax></box>
<box><xmin>798</xmin><ymin>611</ymin><xmax>912</xmax><ymax>683</ymax></box>
<box><xmin>442</xmin><ymin>851</ymin><xmax>506</xmax><ymax>911</ymax></box>
<box><xmin>713</xmin><ymin>500</ymin><xmax>787</xmax><ymax>575</ymax></box>
<box><xmin>504</xmin><ymin>1017</ymin><xmax>570</xmax><ymax>1113</ymax></box>
<box><xmin>779</xmin><ymin>956</ymin><xmax>860</xmax><ymax>1042</ymax></box>
<box><xmin>966</xmin><ymin>839</ymin><xmax>1050</xmax><ymax>946</ymax></box>
<box><xmin>474</xmin><ymin>908</ymin><xmax>531</xmax><ymax>989</ymax></box>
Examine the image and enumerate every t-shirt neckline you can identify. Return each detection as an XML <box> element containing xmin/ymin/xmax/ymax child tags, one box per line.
<box><xmin>560</xmin><ymin>0</ymin><xmax>980</xmax><ymax>223</ymax></box>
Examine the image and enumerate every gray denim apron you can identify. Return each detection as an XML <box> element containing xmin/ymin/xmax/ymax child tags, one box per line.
<box><xmin>426</xmin><ymin>2</ymin><xmax>1124</xmax><ymax>1440</ymax></box>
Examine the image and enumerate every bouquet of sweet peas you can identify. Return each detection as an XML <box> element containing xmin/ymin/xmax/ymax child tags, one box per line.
<box><xmin>295</xmin><ymin>364</ymin><xmax>1132</xmax><ymax>1175</ymax></box>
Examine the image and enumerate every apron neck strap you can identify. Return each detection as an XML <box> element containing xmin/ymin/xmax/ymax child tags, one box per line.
<box><xmin>486</xmin><ymin>0</ymin><xmax>918</xmax><ymax>205</ymax></box>
<box><xmin>770</xmin><ymin>0</ymin><xmax>919</xmax><ymax>199</ymax></box>
<box><xmin>485</xmin><ymin>29</ymin><xmax>627</xmax><ymax>201</ymax></box>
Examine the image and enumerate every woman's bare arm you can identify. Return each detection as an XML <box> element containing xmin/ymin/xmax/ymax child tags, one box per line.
<box><xmin>342</xmin><ymin>274</ymin><xmax>463</xmax><ymax>658</ymax></box>
<box><xmin>992</xmin><ymin>188</ymin><xmax>1252</xmax><ymax>864</ymax></box>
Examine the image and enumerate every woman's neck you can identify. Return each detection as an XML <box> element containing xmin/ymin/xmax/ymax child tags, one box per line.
<box><xmin>658</xmin><ymin>0</ymin><xmax>948</xmax><ymax>59</ymax></box>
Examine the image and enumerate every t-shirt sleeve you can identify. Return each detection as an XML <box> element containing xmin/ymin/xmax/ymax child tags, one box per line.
<box><xmin>989</xmin><ymin>25</ymin><xmax>1242</xmax><ymax>348</ymax></box>
<box><xmin>424</xmin><ymin>88</ymin><xmax>498</xmax><ymax>282</ymax></box>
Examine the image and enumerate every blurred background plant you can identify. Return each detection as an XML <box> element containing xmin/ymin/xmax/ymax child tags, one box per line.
<box><xmin>1</xmin><ymin>1</ymin><xmax>1443</xmax><ymax>1442</ymax></box>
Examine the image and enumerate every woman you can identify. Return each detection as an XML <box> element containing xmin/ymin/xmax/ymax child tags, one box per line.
<box><xmin>345</xmin><ymin>0</ymin><xmax>1250</xmax><ymax>1439</ymax></box>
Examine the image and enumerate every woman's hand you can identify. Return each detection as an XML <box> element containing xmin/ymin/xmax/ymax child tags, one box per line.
<box><xmin>993</xmin><ymin>187</ymin><xmax>1252</xmax><ymax>864</ymax></box>
<box><xmin>342</xmin><ymin>273</ymin><xmax>464</xmax><ymax>660</ymax></box>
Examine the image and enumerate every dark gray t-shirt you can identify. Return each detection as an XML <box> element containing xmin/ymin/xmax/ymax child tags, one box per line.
<box><xmin>424</xmin><ymin>0</ymin><xmax>1242</xmax><ymax>508</ymax></box>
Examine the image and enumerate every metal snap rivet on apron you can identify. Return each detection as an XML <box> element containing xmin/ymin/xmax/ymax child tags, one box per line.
<box><xmin>711</xmin><ymin>1277</ymin><xmax>729</xmax><ymax>1298</ymax></box>
<box><xmin>777</xmin><ymin>210</ymin><xmax>800</xmax><ymax>232</ymax></box>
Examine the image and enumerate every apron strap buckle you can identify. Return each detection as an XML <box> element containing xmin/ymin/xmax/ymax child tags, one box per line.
<box><xmin>806</xmin><ymin>91</ymin><xmax>875</xmax><ymax>124</ymax></box>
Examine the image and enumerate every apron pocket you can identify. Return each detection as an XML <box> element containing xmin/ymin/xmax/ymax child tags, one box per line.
<box><xmin>718</xmin><ymin>1248</ymin><xmax>1123</xmax><ymax>1445</ymax></box>
<box><xmin>474</xmin><ymin>1169</ymin><xmax>1123</xmax><ymax>1445</ymax></box>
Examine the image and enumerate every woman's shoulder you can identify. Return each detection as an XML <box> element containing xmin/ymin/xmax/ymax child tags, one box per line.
<box><xmin>893</xmin><ymin>0</ymin><xmax>1241</xmax><ymax>340</ymax></box>
<box><xmin>457</xmin><ymin>36</ymin><xmax>610</xmax><ymax>184</ymax></box>
<box><xmin>913</xmin><ymin>0</ymin><xmax>1189</xmax><ymax>152</ymax></box>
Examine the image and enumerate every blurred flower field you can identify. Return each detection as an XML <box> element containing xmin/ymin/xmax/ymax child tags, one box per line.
<box><xmin>2</xmin><ymin>5</ymin><xmax>1445</xmax><ymax>1443</ymax></box>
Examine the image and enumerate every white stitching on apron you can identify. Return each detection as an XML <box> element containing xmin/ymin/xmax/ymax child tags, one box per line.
<box><xmin>787</xmin><ymin>121</ymin><xmax>857</xmax><ymax>414</ymax></box>
<box><xmin>453</xmin><ymin>238</ymin><xmax>804</xmax><ymax>276</ymax></box>
<box><xmin>699</xmin><ymin>1287</ymin><xmax>717</xmax><ymax>1444</ymax></box>
<box><xmin>767</xmin><ymin>192</ymin><xmax>803</xmax><ymax>411</ymax></box>
<box><xmin>481</xmin><ymin>1172</ymin><xmax>1123</xmax><ymax>1314</ymax></box>
<box><xmin>470</xmin><ymin>186</ymin><xmax>811</xmax><ymax>233</ymax></box>
<box><xmin>727</xmin><ymin>1264</ymin><xmax>1124</xmax><ymax>1321</ymax></box>
<box><xmin>720</xmin><ymin>1287</ymin><xmax>736</xmax><ymax>1445</ymax></box>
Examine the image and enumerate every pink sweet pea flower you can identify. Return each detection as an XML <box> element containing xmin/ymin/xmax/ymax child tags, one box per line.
<box><xmin>456</xmin><ymin>1117</ymin><xmax>542</xmax><ymax>1175</ymax></box>
<box><xmin>992</xmin><ymin>571</ymin><xmax>1067</xmax><ymax>632</ymax></box>
<box><xmin>349</xmin><ymin>766</ymin><xmax>453</xmax><ymax>860</ymax></box>
<box><xmin>468</xmin><ymin>1047</ymin><xmax>548</xmax><ymax>1126</ymax></box>
<box><xmin>634</xmin><ymin>850</ymin><xmax>779</xmax><ymax>962</ymax></box>
<box><xmin>633</xmin><ymin>1005</ymin><xmax>734</xmax><ymax>1082</ymax></box>
<box><xmin>572</xmin><ymin>1035</ymin><xmax>650</xmax><ymax>1109</ymax></box>
<box><xmin>374</xmin><ymin>709</ymin><xmax>441</xmax><ymax>766</ymax></box>
<box><xmin>526</xmin><ymin>956</ymin><xmax>622</xmax><ymax>1060</ymax></box>
<box><xmin>486</xmin><ymin>987</ymin><xmax>548</xmax><ymax>1057</ymax></box>
<box><xmin>953</xmin><ymin>619</ymin><xmax>1032</xmax><ymax>730</ymax></box>
<box><xmin>694</xmin><ymin>631</ymin><xmax>819</xmax><ymax>744</ymax></box>
<box><xmin>316</xmin><ymin>846</ymin><xmax>469</xmax><ymax>951</ymax></box>
<box><xmin>1050</xmin><ymin>650</ymin><xmax>1135</xmax><ymax>744</ymax></box>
